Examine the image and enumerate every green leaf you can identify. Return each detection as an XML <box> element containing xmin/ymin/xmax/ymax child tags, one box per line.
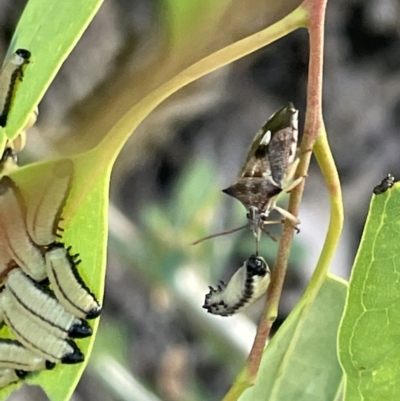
<box><xmin>338</xmin><ymin>184</ymin><xmax>400</xmax><ymax>401</ymax></box>
<box><xmin>0</xmin><ymin>0</ymin><xmax>104</xmax><ymax>145</ymax></box>
<box><xmin>238</xmin><ymin>276</ymin><xmax>347</xmax><ymax>401</ymax></box>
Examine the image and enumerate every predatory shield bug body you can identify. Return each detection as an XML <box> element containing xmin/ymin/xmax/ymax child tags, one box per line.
<box><xmin>222</xmin><ymin>103</ymin><xmax>303</xmax><ymax>254</ymax></box>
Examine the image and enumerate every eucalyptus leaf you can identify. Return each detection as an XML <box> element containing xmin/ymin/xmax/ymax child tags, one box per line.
<box><xmin>338</xmin><ymin>183</ymin><xmax>400</xmax><ymax>401</ymax></box>
<box><xmin>238</xmin><ymin>276</ymin><xmax>347</xmax><ymax>401</ymax></box>
<box><xmin>0</xmin><ymin>0</ymin><xmax>104</xmax><ymax>147</ymax></box>
<box><xmin>0</xmin><ymin>150</ymin><xmax>110</xmax><ymax>401</ymax></box>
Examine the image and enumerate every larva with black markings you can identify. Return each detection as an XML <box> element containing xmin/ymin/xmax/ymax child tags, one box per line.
<box><xmin>203</xmin><ymin>255</ymin><xmax>270</xmax><ymax>316</ymax></box>
<box><xmin>45</xmin><ymin>244</ymin><xmax>101</xmax><ymax>320</ymax></box>
<box><xmin>0</xmin><ymin>49</ymin><xmax>31</xmax><ymax>127</ymax></box>
<box><xmin>0</xmin><ymin>339</ymin><xmax>55</xmax><ymax>371</ymax></box>
<box><xmin>0</xmin><ymin>289</ymin><xmax>84</xmax><ymax>364</ymax></box>
<box><xmin>6</xmin><ymin>268</ymin><xmax>92</xmax><ymax>339</ymax></box>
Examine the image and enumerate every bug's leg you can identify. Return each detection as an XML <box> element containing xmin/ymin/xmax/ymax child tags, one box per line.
<box><xmin>284</xmin><ymin>176</ymin><xmax>305</xmax><ymax>193</ymax></box>
<box><xmin>283</xmin><ymin>157</ymin><xmax>307</xmax><ymax>193</ymax></box>
<box><xmin>272</xmin><ymin>205</ymin><xmax>300</xmax><ymax>232</ymax></box>
<box><xmin>285</xmin><ymin>157</ymin><xmax>300</xmax><ymax>181</ymax></box>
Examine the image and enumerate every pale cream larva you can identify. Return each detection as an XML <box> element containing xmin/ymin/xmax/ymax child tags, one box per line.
<box><xmin>203</xmin><ymin>255</ymin><xmax>270</xmax><ymax>316</ymax></box>
<box><xmin>0</xmin><ymin>176</ymin><xmax>46</xmax><ymax>281</ymax></box>
<box><xmin>25</xmin><ymin>159</ymin><xmax>73</xmax><ymax>246</ymax></box>
<box><xmin>0</xmin><ymin>339</ymin><xmax>55</xmax><ymax>371</ymax></box>
<box><xmin>5</xmin><ymin>268</ymin><xmax>92</xmax><ymax>339</ymax></box>
<box><xmin>0</xmin><ymin>289</ymin><xmax>84</xmax><ymax>364</ymax></box>
<box><xmin>45</xmin><ymin>244</ymin><xmax>101</xmax><ymax>320</ymax></box>
<box><xmin>0</xmin><ymin>368</ymin><xmax>26</xmax><ymax>388</ymax></box>
<box><xmin>0</xmin><ymin>49</ymin><xmax>31</xmax><ymax>128</ymax></box>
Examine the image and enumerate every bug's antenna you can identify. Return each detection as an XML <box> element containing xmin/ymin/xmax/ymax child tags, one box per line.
<box><xmin>192</xmin><ymin>224</ymin><xmax>249</xmax><ymax>245</ymax></box>
<box><xmin>193</xmin><ymin>223</ymin><xmax>279</xmax><ymax>247</ymax></box>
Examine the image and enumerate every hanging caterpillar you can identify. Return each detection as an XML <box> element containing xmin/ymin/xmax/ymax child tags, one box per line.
<box><xmin>203</xmin><ymin>255</ymin><xmax>270</xmax><ymax>316</ymax></box>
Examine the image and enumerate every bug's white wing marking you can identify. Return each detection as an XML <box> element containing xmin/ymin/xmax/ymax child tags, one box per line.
<box><xmin>203</xmin><ymin>256</ymin><xmax>270</xmax><ymax>316</ymax></box>
<box><xmin>0</xmin><ymin>339</ymin><xmax>52</xmax><ymax>371</ymax></box>
<box><xmin>6</xmin><ymin>268</ymin><xmax>92</xmax><ymax>339</ymax></box>
<box><xmin>260</xmin><ymin>130</ymin><xmax>271</xmax><ymax>146</ymax></box>
<box><xmin>45</xmin><ymin>245</ymin><xmax>101</xmax><ymax>320</ymax></box>
<box><xmin>26</xmin><ymin>159</ymin><xmax>73</xmax><ymax>246</ymax></box>
<box><xmin>0</xmin><ymin>289</ymin><xmax>84</xmax><ymax>364</ymax></box>
<box><xmin>0</xmin><ymin>176</ymin><xmax>46</xmax><ymax>281</ymax></box>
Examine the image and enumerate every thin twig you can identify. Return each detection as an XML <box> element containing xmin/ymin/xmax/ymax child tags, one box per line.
<box><xmin>245</xmin><ymin>0</ymin><xmax>328</xmax><ymax>384</ymax></box>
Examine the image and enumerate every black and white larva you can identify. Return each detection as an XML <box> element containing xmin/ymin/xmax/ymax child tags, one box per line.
<box><xmin>45</xmin><ymin>244</ymin><xmax>101</xmax><ymax>320</ymax></box>
<box><xmin>0</xmin><ymin>339</ymin><xmax>55</xmax><ymax>371</ymax></box>
<box><xmin>0</xmin><ymin>49</ymin><xmax>31</xmax><ymax>127</ymax></box>
<box><xmin>203</xmin><ymin>255</ymin><xmax>270</xmax><ymax>316</ymax></box>
<box><xmin>0</xmin><ymin>289</ymin><xmax>84</xmax><ymax>364</ymax></box>
<box><xmin>0</xmin><ymin>49</ymin><xmax>38</xmax><ymax>175</ymax></box>
<box><xmin>5</xmin><ymin>268</ymin><xmax>92</xmax><ymax>339</ymax></box>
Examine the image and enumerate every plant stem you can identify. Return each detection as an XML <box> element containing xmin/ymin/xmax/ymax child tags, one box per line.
<box><xmin>245</xmin><ymin>0</ymin><xmax>331</xmax><ymax>385</ymax></box>
<box><xmin>305</xmin><ymin>124</ymin><xmax>343</xmax><ymax>297</ymax></box>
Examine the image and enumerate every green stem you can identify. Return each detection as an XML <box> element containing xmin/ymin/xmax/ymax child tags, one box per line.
<box><xmin>92</xmin><ymin>7</ymin><xmax>308</xmax><ymax>163</ymax></box>
<box><xmin>303</xmin><ymin>125</ymin><xmax>343</xmax><ymax>300</ymax></box>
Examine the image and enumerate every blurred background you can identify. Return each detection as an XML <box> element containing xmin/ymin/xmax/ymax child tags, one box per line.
<box><xmin>2</xmin><ymin>0</ymin><xmax>400</xmax><ymax>400</ymax></box>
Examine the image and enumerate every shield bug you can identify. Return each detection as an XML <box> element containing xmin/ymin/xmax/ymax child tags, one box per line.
<box><xmin>222</xmin><ymin>103</ymin><xmax>303</xmax><ymax>253</ymax></box>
